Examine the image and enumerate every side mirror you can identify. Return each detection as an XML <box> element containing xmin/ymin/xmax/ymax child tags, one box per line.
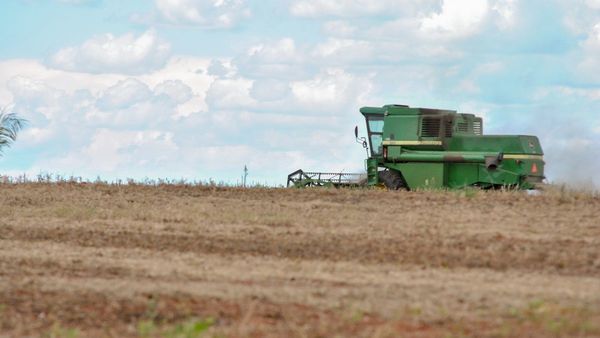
<box><xmin>354</xmin><ymin>125</ymin><xmax>369</xmax><ymax>156</ymax></box>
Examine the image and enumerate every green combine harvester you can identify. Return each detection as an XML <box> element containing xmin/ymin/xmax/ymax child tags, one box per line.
<box><xmin>287</xmin><ymin>104</ymin><xmax>545</xmax><ymax>190</ymax></box>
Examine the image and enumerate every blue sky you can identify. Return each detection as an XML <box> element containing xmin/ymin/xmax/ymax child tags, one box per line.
<box><xmin>1</xmin><ymin>0</ymin><xmax>599</xmax><ymax>187</ymax></box>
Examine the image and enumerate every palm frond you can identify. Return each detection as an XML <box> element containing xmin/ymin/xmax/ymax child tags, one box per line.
<box><xmin>0</xmin><ymin>107</ymin><xmax>27</xmax><ymax>155</ymax></box>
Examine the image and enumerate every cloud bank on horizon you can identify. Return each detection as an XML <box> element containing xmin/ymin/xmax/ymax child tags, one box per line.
<box><xmin>0</xmin><ymin>0</ymin><xmax>599</xmax><ymax>187</ymax></box>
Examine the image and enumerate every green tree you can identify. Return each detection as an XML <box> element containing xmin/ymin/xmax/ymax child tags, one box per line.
<box><xmin>0</xmin><ymin>107</ymin><xmax>26</xmax><ymax>155</ymax></box>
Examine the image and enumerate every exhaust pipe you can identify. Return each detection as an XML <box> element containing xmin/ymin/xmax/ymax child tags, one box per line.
<box><xmin>485</xmin><ymin>153</ymin><xmax>503</xmax><ymax>170</ymax></box>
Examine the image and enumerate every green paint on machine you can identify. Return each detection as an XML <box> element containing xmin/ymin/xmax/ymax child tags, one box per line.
<box><xmin>287</xmin><ymin>104</ymin><xmax>545</xmax><ymax>190</ymax></box>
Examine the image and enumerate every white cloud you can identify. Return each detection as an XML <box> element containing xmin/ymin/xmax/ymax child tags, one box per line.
<box><xmin>535</xmin><ymin>86</ymin><xmax>600</xmax><ymax>101</ymax></box>
<box><xmin>91</xmin><ymin>78</ymin><xmax>196</xmax><ymax>128</ymax></box>
<box><xmin>246</xmin><ymin>38</ymin><xmax>298</xmax><ymax>62</ymax></box>
<box><xmin>0</xmin><ymin>57</ymin><xmax>213</xmax><ymax>157</ymax></box>
<box><xmin>421</xmin><ymin>0</ymin><xmax>489</xmax><ymax>38</ymax></box>
<box><xmin>290</xmin><ymin>68</ymin><xmax>374</xmax><ymax>113</ymax></box>
<box><xmin>0</xmin><ymin>56</ymin><xmax>254</xmax><ymax>180</ymax></box>
<box><xmin>50</xmin><ymin>30</ymin><xmax>170</xmax><ymax>75</ymax></box>
<box><xmin>7</xmin><ymin>76</ymin><xmax>61</xmax><ymax>105</ymax></box>
<box><xmin>235</xmin><ymin>35</ymin><xmax>460</xmax><ymax>91</ymax></box>
<box><xmin>236</xmin><ymin>38</ymin><xmax>309</xmax><ymax>79</ymax></box>
<box><xmin>312</xmin><ymin>0</ymin><xmax>514</xmax><ymax>46</ymax></box>
<box><xmin>18</xmin><ymin>127</ymin><xmax>55</xmax><ymax>147</ymax></box>
<box><xmin>34</xmin><ymin>131</ymin><xmax>323</xmax><ymax>184</ymax></box>
<box><xmin>322</xmin><ymin>21</ymin><xmax>357</xmax><ymax>37</ymax></box>
<box><xmin>561</xmin><ymin>0</ymin><xmax>600</xmax><ymax>35</ymax></box>
<box><xmin>312</xmin><ymin>38</ymin><xmax>373</xmax><ymax>62</ymax></box>
<box><xmin>96</xmin><ymin>78</ymin><xmax>153</xmax><ymax>110</ymax></box>
<box><xmin>6</xmin><ymin>76</ymin><xmax>88</xmax><ymax>125</ymax></box>
<box><xmin>205</xmin><ymin>78</ymin><xmax>255</xmax><ymax>110</ymax></box>
<box><xmin>207</xmin><ymin>59</ymin><xmax>232</xmax><ymax>77</ymax></box>
<box><xmin>455</xmin><ymin>62</ymin><xmax>504</xmax><ymax>94</ymax></box>
<box><xmin>250</xmin><ymin>79</ymin><xmax>290</xmax><ymax>102</ymax></box>
<box><xmin>290</xmin><ymin>0</ymin><xmax>435</xmax><ymax>18</ymax></box>
<box><xmin>586</xmin><ymin>0</ymin><xmax>600</xmax><ymax>9</ymax></box>
<box><xmin>0</xmin><ymin>59</ymin><xmax>121</xmax><ymax>98</ymax></box>
<box><xmin>42</xmin><ymin>129</ymin><xmax>178</xmax><ymax>173</ymax></box>
<box><xmin>204</xmin><ymin>64</ymin><xmax>375</xmax><ymax>117</ymax></box>
<box><xmin>491</xmin><ymin>0</ymin><xmax>518</xmax><ymax>28</ymax></box>
<box><xmin>579</xmin><ymin>23</ymin><xmax>600</xmax><ymax>78</ymax></box>
<box><xmin>153</xmin><ymin>0</ymin><xmax>250</xmax><ymax>28</ymax></box>
<box><xmin>139</xmin><ymin>56</ymin><xmax>213</xmax><ymax>116</ymax></box>
<box><xmin>154</xmin><ymin>80</ymin><xmax>193</xmax><ymax>104</ymax></box>
<box><xmin>0</xmin><ymin>57</ymin><xmax>212</xmax><ymax>123</ymax></box>
<box><xmin>290</xmin><ymin>0</ymin><xmax>515</xmax><ymax>44</ymax></box>
<box><xmin>304</xmin><ymin>2</ymin><xmax>507</xmax><ymax>64</ymax></box>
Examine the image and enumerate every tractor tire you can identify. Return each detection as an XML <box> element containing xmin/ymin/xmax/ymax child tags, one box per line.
<box><xmin>378</xmin><ymin>170</ymin><xmax>408</xmax><ymax>191</ymax></box>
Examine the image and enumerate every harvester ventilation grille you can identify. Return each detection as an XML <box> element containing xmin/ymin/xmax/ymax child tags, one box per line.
<box><xmin>444</xmin><ymin>120</ymin><xmax>453</xmax><ymax>137</ymax></box>
<box><xmin>458</xmin><ymin>122</ymin><xmax>469</xmax><ymax>132</ymax></box>
<box><xmin>421</xmin><ymin>117</ymin><xmax>441</xmax><ymax>137</ymax></box>
<box><xmin>473</xmin><ymin>120</ymin><xmax>482</xmax><ymax>135</ymax></box>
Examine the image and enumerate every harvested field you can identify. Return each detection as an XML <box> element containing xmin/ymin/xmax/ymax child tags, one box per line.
<box><xmin>0</xmin><ymin>183</ymin><xmax>599</xmax><ymax>337</ymax></box>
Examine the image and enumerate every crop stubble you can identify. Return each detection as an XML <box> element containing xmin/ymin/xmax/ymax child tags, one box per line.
<box><xmin>0</xmin><ymin>183</ymin><xmax>599</xmax><ymax>337</ymax></box>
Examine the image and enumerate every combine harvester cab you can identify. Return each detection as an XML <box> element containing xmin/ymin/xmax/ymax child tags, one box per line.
<box><xmin>288</xmin><ymin>104</ymin><xmax>545</xmax><ymax>190</ymax></box>
<box><xmin>361</xmin><ymin>105</ymin><xmax>545</xmax><ymax>190</ymax></box>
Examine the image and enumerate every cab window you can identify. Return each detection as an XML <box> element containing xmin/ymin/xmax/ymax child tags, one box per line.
<box><xmin>366</xmin><ymin>115</ymin><xmax>384</xmax><ymax>156</ymax></box>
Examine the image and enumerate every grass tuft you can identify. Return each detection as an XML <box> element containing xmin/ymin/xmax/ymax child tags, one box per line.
<box><xmin>45</xmin><ymin>323</ymin><xmax>79</xmax><ymax>338</ymax></box>
<box><xmin>137</xmin><ymin>318</ymin><xmax>215</xmax><ymax>338</ymax></box>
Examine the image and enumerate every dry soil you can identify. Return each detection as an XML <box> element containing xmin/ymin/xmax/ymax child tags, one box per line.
<box><xmin>0</xmin><ymin>183</ymin><xmax>599</xmax><ymax>337</ymax></box>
